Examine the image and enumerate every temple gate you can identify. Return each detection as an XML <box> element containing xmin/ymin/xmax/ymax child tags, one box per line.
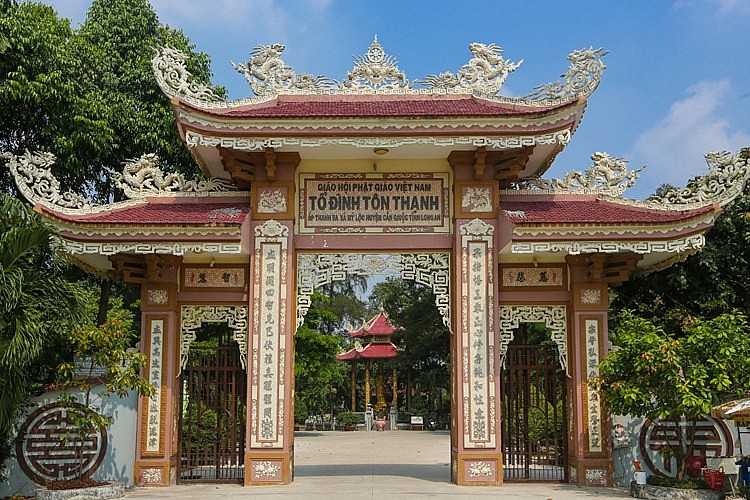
<box><xmin>6</xmin><ymin>38</ymin><xmax>749</xmax><ymax>490</ymax></box>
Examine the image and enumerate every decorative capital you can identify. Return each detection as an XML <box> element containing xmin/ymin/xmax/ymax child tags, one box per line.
<box><xmin>460</xmin><ymin>218</ymin><xmax>494</xmax><ymax>236</ymax></box>
<box><xmin>152</xmin><ymin>46</ymin><xmax>224</xmax><ymax>103</ymax></box>
<box><xmin>255</xmin><ymin>219</ymin><xmax>289</xmax><ymax>238</ymax></box>
<box><xmin>420</xmin><ymin>42</ymin><xmax>522</xmax><ymax>95</ymax></box>
<box><xmin>514</xmin><ymin>152</ymin><xmax>644</xmax><ymax>196</ymax></box>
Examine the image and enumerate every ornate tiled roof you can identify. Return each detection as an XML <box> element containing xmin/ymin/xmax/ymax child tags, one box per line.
<box><xmin>176</xmin><ymin>94</ymin><xmax>572</xmax><ymax>119</ymax></box>
<box><xmin>39</xmin><ymin>200</ymin><xmax>250</xmax><ymax>225</ymax></box>
<box><xmin>499</xmin><ymin>198</ymin><xmax>715</xmax><ymax>225</ymax></box>
<box><xmin>349</xmin><ymin>310</ymin><xmax>400</xmax><ymax>337</ymax></box>
<box><xmin>336</xmin><ymin>342</ymin><xmax>398</xmax><ymax>361</ymax></box>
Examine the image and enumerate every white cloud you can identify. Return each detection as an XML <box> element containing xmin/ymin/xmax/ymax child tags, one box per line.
<box><xmin>673</xmin><ymin>0</ymin><xmax>750</xmax><ymax>15</ymax></box>
<box><xmin>632</xmin><ymin>79</ymin><xmax>750</xmax><ymax>189</ymax></box>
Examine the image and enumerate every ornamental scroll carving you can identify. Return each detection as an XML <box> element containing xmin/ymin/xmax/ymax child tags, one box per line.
<box><xmin>4</xmin><ymin>150</ymin><xmax>238</xmax><ymax>216</ymax></box>
<box><xmin>646</xmin><ymin>149</ymin><xmax>750</xmax><ymax>209</ymax></box>
<box><xmin>105</xmin><ymin>153</ymin><xmax>235</xmax><ymax>198</ymax></box>
<box><xmin>151</xmin><ymin>46</ymin><xmax>224</xmax><ymax>103</ymax></box>
<box><xmin>198</xmin><ymin>38</ymin><xmax>604</xmax><ymax>101</ymax></box>
<box><xmin>296</xmin><ymin>253</ymin><xmax>450</xmax><ymax>330</ymax></box>
<box><xmin>524</xmin><ymin>47</ymin><xmax>607</xmax><ymax>102</ymax></box>
<box><xmin>498</xmin><ymin>305</ymin><xmax>568</xmax><ymax>375</ymax></box>
<box><xmin>180</xmin><ymin>305</ymin><xmax>249</xmax><ymax>371</ymax></box>
<box><xmin>420</xmin><ymin>43</ymin><xmax>522</xmax><ymax>95</ymax></box>
<box><xmin>513</xmin><ymin>152</ymin><xmax>644</xmax><ymax>197</ymax></box>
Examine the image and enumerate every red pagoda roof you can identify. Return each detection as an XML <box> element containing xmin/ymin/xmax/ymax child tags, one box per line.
<box><xmin>336</xmin><ymin>342</ymin><xmax>398</xmax><ymax>361</ymax></box>
<box><xmin>175</xmin><ymin>93</ymin><xmax>576</xmax><ymax>119</ymax></box>
<box><xmin>349</xmin><ymin>310</ymin><xmax>400</xmax><ymax>338</ymax></box>
<box><xmin>499</xmin><ymin>197</ymin><xmax>716</xmax><ymax>225</ymax></box>
<box><xmin>37</xmin><ymin>199</ymin><xmax>250</xmax><ymax>225</ymax></box>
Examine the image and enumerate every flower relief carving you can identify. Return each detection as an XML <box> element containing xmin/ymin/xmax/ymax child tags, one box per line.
<box><xmin>255</xmin><ymin>219</ymin><xmax>289</xmax><ymax>238</ymax></box>
<box><xmin>420</xmin><ymin>43</ymin><xmax>522</xmax><ymax>95</ymax></box>
<box><xmin>151</xmin><ymin>46</ymin><xmax>224</xmax><ymax>103</ymax></box>
<box><xmin>468</xmin><ymin>461</ymin><xmax>493</xmax><ymax>478</ymax></box>
<box><xmin>141</xmin><ymin>467</ymin><xmax>162</xmax><ymax>483</ymax></box>
<box><xmin>253</xmin><ymin>460</ymin><xmax>281</xmax><ymax>478</ymax></box>
<box><xmin>585</xmin><ymin>467</ymin><xmax>606</xmax><ymax>484</ymax></box>
<box><xmin>580</xmin><ymin>289</ymin><xmax>601</xmax><ymax>305</ymax></box>
<box><xmin>148</xmin><ymin>288</ymin><xmax>169</xmax><ymax>305</ymax></box>
<box><xmin>513</xmin><ymin>152</ymin><xmax>644</xmax><ymax>197</ymax></box>
<box><xmin>257</xmin><ymin>188</ymin><xmax>287</xmax><ymax>213</ymax></box>
<box><xmin>462</xmin><ymin>187</ymin><xmax>492</xmax><ymax>212</ymax></box>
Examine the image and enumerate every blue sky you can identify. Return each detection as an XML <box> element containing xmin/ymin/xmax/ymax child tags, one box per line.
<box><xmin>42</xmin><ymin>0</ymin><xmax>750</xmax><ymax>199</ymax></box>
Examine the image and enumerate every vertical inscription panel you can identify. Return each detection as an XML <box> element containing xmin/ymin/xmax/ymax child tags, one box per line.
<box><xmin>142</xmin><ymin>318</ymin><xmax>166</xmax><ymax>456</ymax></box>
<box><xmin>251</xmin><ymin>220</ymin><xmax>289</xmax><ymax>449</ymax></box>
<box><xmin>583</xmin><ymin>318</ymin><xmax>603</xmax><ymax>453</ymax></box>
<box><xmin>460</xmin><ymin>219</ymin><xmax>496</xmax><ymax>449</ymax></box>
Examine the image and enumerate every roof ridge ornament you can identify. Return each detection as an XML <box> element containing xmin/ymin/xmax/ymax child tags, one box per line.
<box><xmin>104</xmin><ymin>154</ymin><xmax>236</xmax><ymax>198</ymax></box>
<box><xmin>513</xmin><ymin>152</ymin><xmax>644</xmax><ymax>197</ymax></box>
<box><xmin>4</xmin><ymin>150</ymin><xmax>239</xmax><ymax>216</ymax></box>
<box><xmin>152</xmin><ymin>46</ymin><xmax>224</xmax><ymax>103</ymax></box>
<box><xmin>420</xmin><ymin>43</ymin><xmax>522</xmax><ymax>95</ymax></box>
<box><xmin>342</xmin><ymin>36</ymin><xmax>410</xmax><ymax>90</ymax></box>
<box><xmin>231</xmin><ymin>44</ymin><xmax>336</xmax><ymax>97</ymax></box>
<box><xmin>645</xmin><ymin>149</ymin><xmax>750</xmax><ymax>209</ymax></box>
<box><xmin>524</xmin><ymin>47</ymin><xmax>608</xmax><ymax>101</ymax></box>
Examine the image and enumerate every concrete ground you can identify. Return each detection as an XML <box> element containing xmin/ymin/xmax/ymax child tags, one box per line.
<box><xmin>125</xmin><ymin>431</ymin><xmax>631</xmax><ymax>499</ymax></box>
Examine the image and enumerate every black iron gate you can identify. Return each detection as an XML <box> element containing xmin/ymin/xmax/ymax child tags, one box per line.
<box><xmin>179</xmin><ymin>329</ymin><xmax>246</xmax><ymax>483</ymax></box>
<box><xmin>501</xmin><ymin>343</ymin><xmax>567</xmax><ymax>481</ymax></box>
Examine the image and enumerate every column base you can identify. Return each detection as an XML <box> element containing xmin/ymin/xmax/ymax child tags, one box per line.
<box><xmin>451</xmin><ymin>449</ymin><xmax>503</xmax><ymax>486</ymax></box>
<box><xmin>568</xmin><ymin>457</ymin><xmax>613</xmax><ymax>486</ymax></box>
<box><xmin>244</xmin><ymin>450</ymin><xmax>293</xmax><ymax>485</ymax></box>
<box><xmin>134</xmin><ymin>459</ymin><xmax>176</xmax><ymax>486</ymax></box>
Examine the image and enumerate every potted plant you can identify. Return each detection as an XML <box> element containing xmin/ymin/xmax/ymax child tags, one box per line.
<box><xmin>36</xmin><ymin>317</ymin><xmax>154</xmax><ymax>498</ymax></box>
<box><xmin>336</xmin><ymin>411</ymin><xmax>360</xmax><ymax>431</ymax></box>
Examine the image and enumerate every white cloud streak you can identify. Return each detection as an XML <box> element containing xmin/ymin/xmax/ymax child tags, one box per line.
<box><xmin>633</xmin><ymin>79</ymin><xmax>750</xmax><ymax>189</ymax></box>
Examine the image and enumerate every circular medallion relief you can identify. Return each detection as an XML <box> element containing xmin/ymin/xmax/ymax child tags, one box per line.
<box><xmin>16</xmin><ymin>402</ymin><xmax>108</xmax><ymax>484</ymax></box>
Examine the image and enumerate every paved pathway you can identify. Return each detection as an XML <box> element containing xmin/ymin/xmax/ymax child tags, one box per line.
<box><xmin>125</xmin><ymin>431</ymin><xmax>630</xmax><ymax>499</ymax></box>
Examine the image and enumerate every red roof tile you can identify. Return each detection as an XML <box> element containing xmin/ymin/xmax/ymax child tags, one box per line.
<box><xmin>181</xmin><ymin>94</ymin><xmax>570</xmax><ymax>119</ymax></box>
<box><xmin>336</xmin><ymin>343</ymin><xmax>398</xmax><ymax>360</ymax></box>
<box><xmin>45</xmin><ymin>200</ymin><xmax>250</xmax><ymax>225</ymax></box>
<box><xmin>500</xmin><ymin>199</ymin><xmax>714</xmax><ymax>224</ymax></box>
<box><xmin>349</xmin><ymin>310</ymin><xmax>400</xmax><ymax>337</ymax></box>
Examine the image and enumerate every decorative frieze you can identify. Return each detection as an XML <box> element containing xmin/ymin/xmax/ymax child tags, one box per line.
<box><xmin>184</xmin><ymin>129</ymin><xmax>571</xmax><ymax>152</ymax></box>
<box><xmin>296</xmin><ymin>253</ymin><xmax>450</xmax><ymax>330</ymax></box>
<box><xmin>64</xmin><ymin>241</ymin><xmax>243</xmax><ymax>256</ymax></box>
<box><xmin>460</xmin><ymin>219</ymin><xmax>495</xmax><ymax>449</ymax></box>
<box><xmin>498</xmin><ymin>305</ymin><xmax>568</xmax><ymax>374</ymax></box>
<box><xmin>180</xmin><ymin>305</ymin><xmax>249</xmax><ymax>370</ymax></box>
<box><xmin>250</xmin><ymin>220</ymin><xmax>289</xmax><ymax>448</ymax></box>
<box><xmin>584</xmin><ymin>319</ymin><xmax>603</xmax><ymax>453</ymax></box>
<box><xmin>510</xmin><ymin>235</ymin><xmax>705</xmax><ymax>256</ymax></box>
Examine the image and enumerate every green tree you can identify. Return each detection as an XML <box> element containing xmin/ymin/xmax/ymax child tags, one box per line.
<box><xmin>369</xmin><ymin>278</ymin><xmax>450</xmax><ymax>415</ymax></box>
<box><xmin>0</xmin><ymin>194</ymin><xmax>88</xmax><ymax>479</ymax></box>
<box><xmin>595</xmin><ymin>310</ymin><xmax>750</xmax><ymax>479</ymax></box>
<box><xmin>0</xmin><ymin>1</ymin><xmax>112</xmax><ymax>194</ymax></box>
<box><xmin>295</xmin><ymin>292</ymin><xmax>347</xmax><ymax>419</ymax></box>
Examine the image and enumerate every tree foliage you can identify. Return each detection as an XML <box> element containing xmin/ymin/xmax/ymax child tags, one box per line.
<box><xmin>595</xmin><ymin>310</ymin><xmax>750</xmax><ymax>479</ymax></box>
<box><xmin>0</xmin><ymin>194</ymin><xmax>89</xmax><ymax>479</ymax></box>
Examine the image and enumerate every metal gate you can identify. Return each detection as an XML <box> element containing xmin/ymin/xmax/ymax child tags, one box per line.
<box><xmin>179</xmin><ymin>328</ymin><xmax>246</xmax><ymax>483</ymax></box>
<box><xmin>501</xmin><ymin>343</ymin><xmax>567</xmax><ymax>481</ymax></box>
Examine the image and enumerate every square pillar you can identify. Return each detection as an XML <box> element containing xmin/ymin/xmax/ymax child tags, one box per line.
<box><xmin>245</xmin><ymin>219</ymin><xmax>294</xmax><ymax>485</ymax></box>
<box><xmin>451</xmin><ymin>218</ymin><xmax>502</xmax><ymax>485</ymax></box>
<box><xmin>566</xmin><ymin>256</ymin><xmax>613</xmax><ymax>487</ymax></box>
